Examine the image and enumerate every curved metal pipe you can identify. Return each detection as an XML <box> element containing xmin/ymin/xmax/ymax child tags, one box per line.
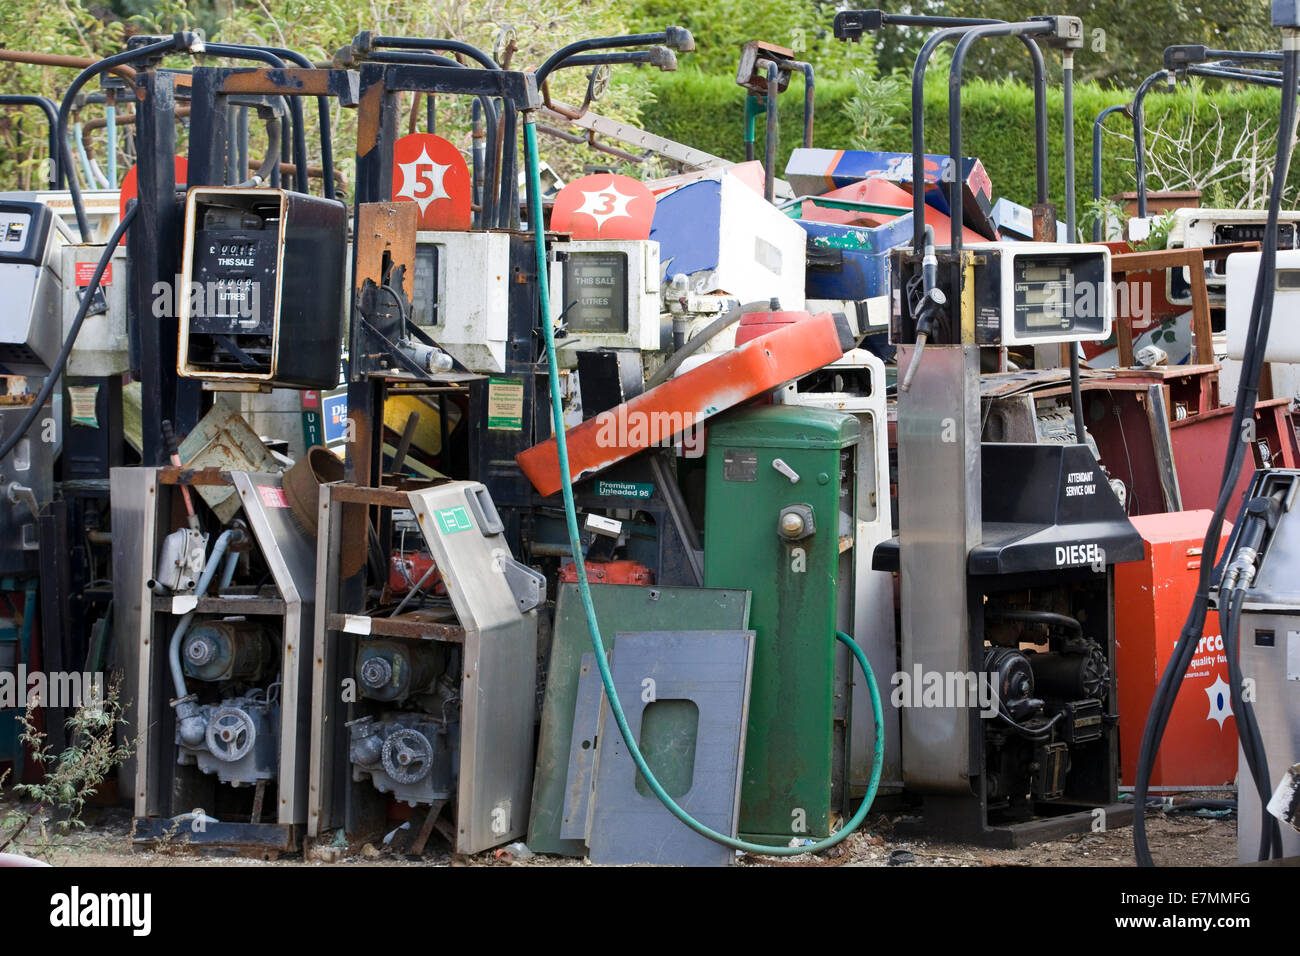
<box><xmin>0</xmin><ymin>95</ymin><xmax>60</xmax><ymax>187</ymax></box>
<box><xmin>369</xmin><ymin>35</ymin><xmax>497</xmax><ymax>70</ymax></box>
<box><xmin>1092</xmin><ymin>102</ymin><xmax>1129</xmax><ymax>240</ymax></box>
<box><xmin>535</xmin><ymin>29</ymin><xmax>690</xmax><ymax>87</ymax></box>
<box><xmin>949</xmin><ymin>22</ymin><xmax>1053</xmax><ymax>254</ymax></box>
<box><xmin>168</xmin><ymin>527</ymin><xmax>242</xmax><ymax>699</ymax></box>
<box><xmin>795</xmin><ymin>61</ymin><xmax>815</xmax><ymax>147</ymax></box>
<box><xmin>908</xmin><ymin>19</ymin><xmax>1047</xmax><ymax>251</ymax></box>
<box><xmin>910</xmin><ymin>25</ymin><xmax>986</xmax><ymax>253</ymax></box>
<box><xmin>1131</xmin><ymin>68</ymin><xmax>1173</xmax><ymax>219</ymax></box>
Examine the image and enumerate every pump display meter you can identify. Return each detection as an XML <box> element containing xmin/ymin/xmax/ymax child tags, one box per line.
<box><xmin>548</xmin><ymin>239</ymin><xmax>662</xmax><ymax>351</ymax></box>
<box><xmin>178</xmin><ymin>187</ymin><xmax>347</xmax><ymax>389</ymax></box>
<box><xmin>1001</xmin><ymin>245</ymin><xmax>1111</xmax><ymax>344</ymax></box>
<box><xmin>563</xmin><ymin>250</ymin><xmax>630</xmax><ymax>333</ymax></box>
<box><xmin>890</xmin><ymin>241</ymin><xmax>1112</xmax><ymax>347</ymax></box>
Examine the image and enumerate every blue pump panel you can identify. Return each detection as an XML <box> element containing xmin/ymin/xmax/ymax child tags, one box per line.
<box><xmin>650</xmin><ymin>180</ymin><xmax>724</xmax><ymax>277</ymax></box>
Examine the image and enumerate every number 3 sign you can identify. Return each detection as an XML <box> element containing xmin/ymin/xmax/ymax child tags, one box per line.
<box><xmin>550</xmin><ymin>173</ymin><xmax>655</xmax><ymax>240</ymax></box>
<box><xmin>391</xmin><ymin>133</ymin><xmax>472</xmax><ymax>231</ymax></box>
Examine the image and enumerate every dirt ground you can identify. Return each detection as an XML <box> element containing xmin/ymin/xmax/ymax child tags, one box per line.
<box><xmin>1</xmin><ymin>798</ymin><xmax>1237</xmax><ymax>868</ymax></box>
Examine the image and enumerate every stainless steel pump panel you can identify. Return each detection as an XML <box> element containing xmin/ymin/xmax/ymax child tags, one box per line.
<box><xmin>0</xmin><ymin>200</ymin><xmax>73</xmax><ymax>375</ymax></box>
<box><xmin>310</xmin><ymin>480</ymin><xmax>542</xmax><ymax>856</ymax></box>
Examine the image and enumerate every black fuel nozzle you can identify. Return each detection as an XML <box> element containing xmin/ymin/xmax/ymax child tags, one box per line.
<box><xmin>1223</xmin><ymin>488</ymin><xmax>1289</xmax><ymax>591</ymax></box>
<box><xmin>900</xmin><ymin>224</ymin><xmax>945</xmax><ymax>394</ymax></box>
<box><xmin>899</xmin><ymin>287</ymin><xmax>946</xmax><ymax>394</ymax></box>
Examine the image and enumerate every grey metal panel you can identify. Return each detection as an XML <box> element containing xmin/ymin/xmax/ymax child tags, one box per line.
<box><xmin>528</xmin><ymin>584</ymin><xmax>753</xmax><ymax>857</ymax></box>
<box><xmin>1237</xmin><ymin>610</ymin><xmax>1300</xmax><ymax>862</ymax></box>
<box><xmin>850</xmin><ymin>520</ymin><xmax>902</xmax><ymax>792</ymax></box>
<box><xmin>306</xmin><ymin>481</ymin><xmax>341</xmax><ymax>839</ymax></box>
<box><xmin>587</xmin><ymin>630</ymin><xmax>754</xmax><ymax>867</ymax></box>
<box><xmin>896</xmin><ymin>345</ymin><xmax>981</xmax><ymax>793</ymax></box>
<box><xmin>407</xmin><ymin>481</ymin><xmax>537</xmax><ymax>854</ymax></box>
<box><xmin>230</xmin><ymin>472</ymin><xmax>317</xmax><ymax>824</ymax></box>
<box><xmin>559</xmin><ymin>653</ymin><xmax>604</xmax><ymax>841</ymax></box>
<box><xmin>109</xmin><ymin>466</ymin><xmax>154</xmax><ymax>807</ymax></box>
<box><xmin>1143</xmin><ymin>384</ymin><xmax>1183</xmax><ymax>513</ymax></box>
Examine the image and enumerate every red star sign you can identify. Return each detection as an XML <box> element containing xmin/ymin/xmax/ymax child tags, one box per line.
<box><xmin>550</xmin><ymin>173</ymin><xmax>655</xmax><ymax>240</ymax></box>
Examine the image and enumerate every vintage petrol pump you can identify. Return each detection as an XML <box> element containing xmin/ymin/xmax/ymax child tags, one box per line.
<box><xmin>703</xmin><ymin>405</ymin><xmax>859</xmax><ymax>844</ymax></box>
<box><xmin>850</xmin><ymin>12</ymin><xmax>1145</xmax><ymax>844</ymax></box>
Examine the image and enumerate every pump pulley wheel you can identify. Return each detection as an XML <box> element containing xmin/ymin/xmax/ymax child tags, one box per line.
<box><xmin>587</xmin><ymin>64</ymin><xmax>611</xmax><ymax>102</ymax></box>
<box><xmin>381</xmin><ymin>728</ymin><xmax>434</xmax><ymax>784</ymax></box>
<box><xmin>206</xmin><ymin>706</ymin><xmax>256</xmax><ymax>762</ymax></box>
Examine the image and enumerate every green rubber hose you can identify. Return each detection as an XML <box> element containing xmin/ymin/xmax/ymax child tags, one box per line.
<box><xmin>523</xmin><ymin>115</ymin><xmax>883</xmax><ymax>856</ymax></box>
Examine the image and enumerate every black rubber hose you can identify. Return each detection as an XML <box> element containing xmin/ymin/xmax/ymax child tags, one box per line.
<box><xmin>57</xmin><ymin>35</ymin><xmax>182</xmax><ymax>241</ymax></box>
<box><xmin>1133</xmin><ymin>42</ymin><xmax>1298</xmax><ymax>867</ymax></box>
<box><xmin>645</xmin><ymin>300</ymin><xmax>776</xmax><ymax>389</ymax></box>
<box><xmin>264</xmin><ymin>45</ymin><xmax>336</xmax><ymax>200</ymax></box>
<box><xmin>0</xmin><ymin>204</ymin><xmax>136</xmax><ymax>461</ymax></box>
<box><xmin>201</xmin><ymin>44</ymin><xmax>306</xmax><ymax>192</ymax></box>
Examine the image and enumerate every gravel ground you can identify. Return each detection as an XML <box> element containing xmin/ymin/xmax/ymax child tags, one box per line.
<box><xmin>0</xmin><ymin>798</ymin><xmax>1237</xmax><ymax>868</ymax></box>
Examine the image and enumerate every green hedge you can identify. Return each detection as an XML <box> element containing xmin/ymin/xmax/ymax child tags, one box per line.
<box><xmin>640</xmin><ymin>71</ymin><xmax>863</xmax><ymax>173</ymax></box>
<box><xmin>642</xmin><ymin>71</ymin><xmax>1299</xmax><ymax>227</ymax></box>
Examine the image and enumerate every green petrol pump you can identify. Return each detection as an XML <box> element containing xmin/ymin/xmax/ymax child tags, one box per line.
<box><xmin>703</xmin><ymin>405</ymin><xmax>859</xmax><ymax>844</ymax></box>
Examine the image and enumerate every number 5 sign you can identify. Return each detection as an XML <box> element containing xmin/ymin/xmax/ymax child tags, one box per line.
<box><xmin>392</xmin><ymin>133</ymin><xmax>472</xmax><ymax>231</ymax></box>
